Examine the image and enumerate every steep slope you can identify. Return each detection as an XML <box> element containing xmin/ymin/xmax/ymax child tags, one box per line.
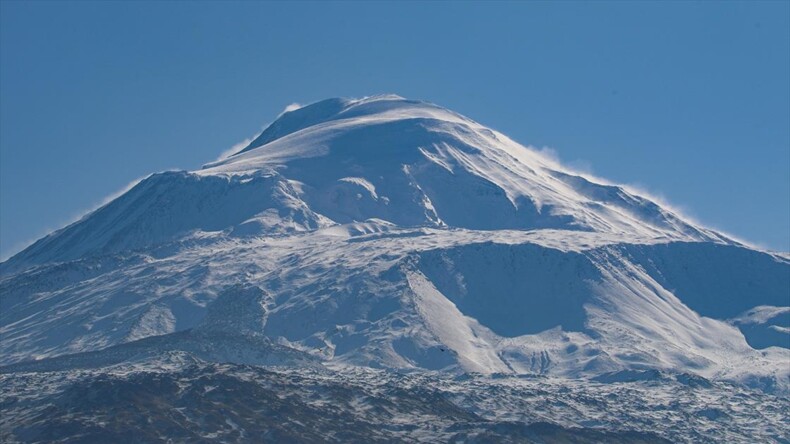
<box><xmin>1</xmin><ymin>95</ymin><xmax>787</xmax><ymax>398</ymax></box>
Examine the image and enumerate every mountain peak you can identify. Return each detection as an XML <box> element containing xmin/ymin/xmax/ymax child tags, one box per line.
<box><xmin>202</xmin><ymin>94</ymin><xmax>493</xmax><ymax>174</ymax></box>
<box><xmin>232</xmin><ymin>94</ymin><xmax>424</xmax><ymax>156</ymax></box>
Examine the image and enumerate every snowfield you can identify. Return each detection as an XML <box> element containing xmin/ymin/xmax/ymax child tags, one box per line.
<box><xmin>1</xmin><ymin>95</ymin><xmax>788</xmax><ymax>442</ymax></box>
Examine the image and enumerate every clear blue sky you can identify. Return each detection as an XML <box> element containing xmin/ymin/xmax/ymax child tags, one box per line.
<box><xmin>1</xmin><ymin>1</ymin><xmax>788</xmax><ymax>258</ymax></box>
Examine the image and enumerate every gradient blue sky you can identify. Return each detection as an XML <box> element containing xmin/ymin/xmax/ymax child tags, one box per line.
<box><xmin>1</xmin><ymin>1</ymin><xmax>788</xmax><ymax>258</ymax></box>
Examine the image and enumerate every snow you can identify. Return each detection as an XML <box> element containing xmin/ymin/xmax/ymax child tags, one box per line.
<box><xmin>733</xmin><ymin>306</ymin><xmax>790</xmax><ymax>325</ymax></box>
<box><xmin>406</xmin><ymin>270</ymin><xmax>508</xmax><ymax>373</ymax></box>
<box><xmin>0</xmin><ymin>94</ymin><xmax>788</xmax><ymax>406</ymax></box>
<box><xmin>3</xmin><ymin>95</ymin><xmax>732</xmax><ymax>272</ymax></box>
<box><xmin>2</xmin><ymin>357</ymin><xmax>788</xmax><ymax>443</ymax></box>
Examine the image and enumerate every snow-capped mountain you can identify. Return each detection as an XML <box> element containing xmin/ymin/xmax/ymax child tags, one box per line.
<box><xmin>1</xmin><ymin>95</ymin><xmax>788</xmax><ymax>442</ymax></box>
<box><xmin>4</xmin><ymin>95</ymin><xmax>730</xmax><ymax>269</ymax></box>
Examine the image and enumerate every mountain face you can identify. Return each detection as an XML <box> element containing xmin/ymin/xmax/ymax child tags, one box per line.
<box><xmin>1</xmin><ymin>95</ymin><xmax>788</xmax><ymax>442</ymax></box>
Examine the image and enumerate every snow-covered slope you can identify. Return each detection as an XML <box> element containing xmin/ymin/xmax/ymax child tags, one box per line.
<box><xmin>3</xmin><ymin>95</ymin><xmax>728</xmax><ymax>271</ymax></box>
<box><xmin>1</xmin><ymin>95</ymin><xmax>788</xmax><ymax>399</ymax></box>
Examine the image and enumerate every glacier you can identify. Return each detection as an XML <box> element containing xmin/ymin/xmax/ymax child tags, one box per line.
<box><xmin>1</xmin><ymin>94</ymin><xmax>788</xmax><ymax>443</ymax></box>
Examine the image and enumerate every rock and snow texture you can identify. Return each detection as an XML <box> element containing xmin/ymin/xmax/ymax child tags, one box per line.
<box><xmin>3</xmin><ymin>360</ymin><xmax>788</xmax><ymax>443</ymax></box>
<box><xmin>1</xmin><ymin>94</ymin><xmax>788</xmax><ymax>398</ymax></box>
